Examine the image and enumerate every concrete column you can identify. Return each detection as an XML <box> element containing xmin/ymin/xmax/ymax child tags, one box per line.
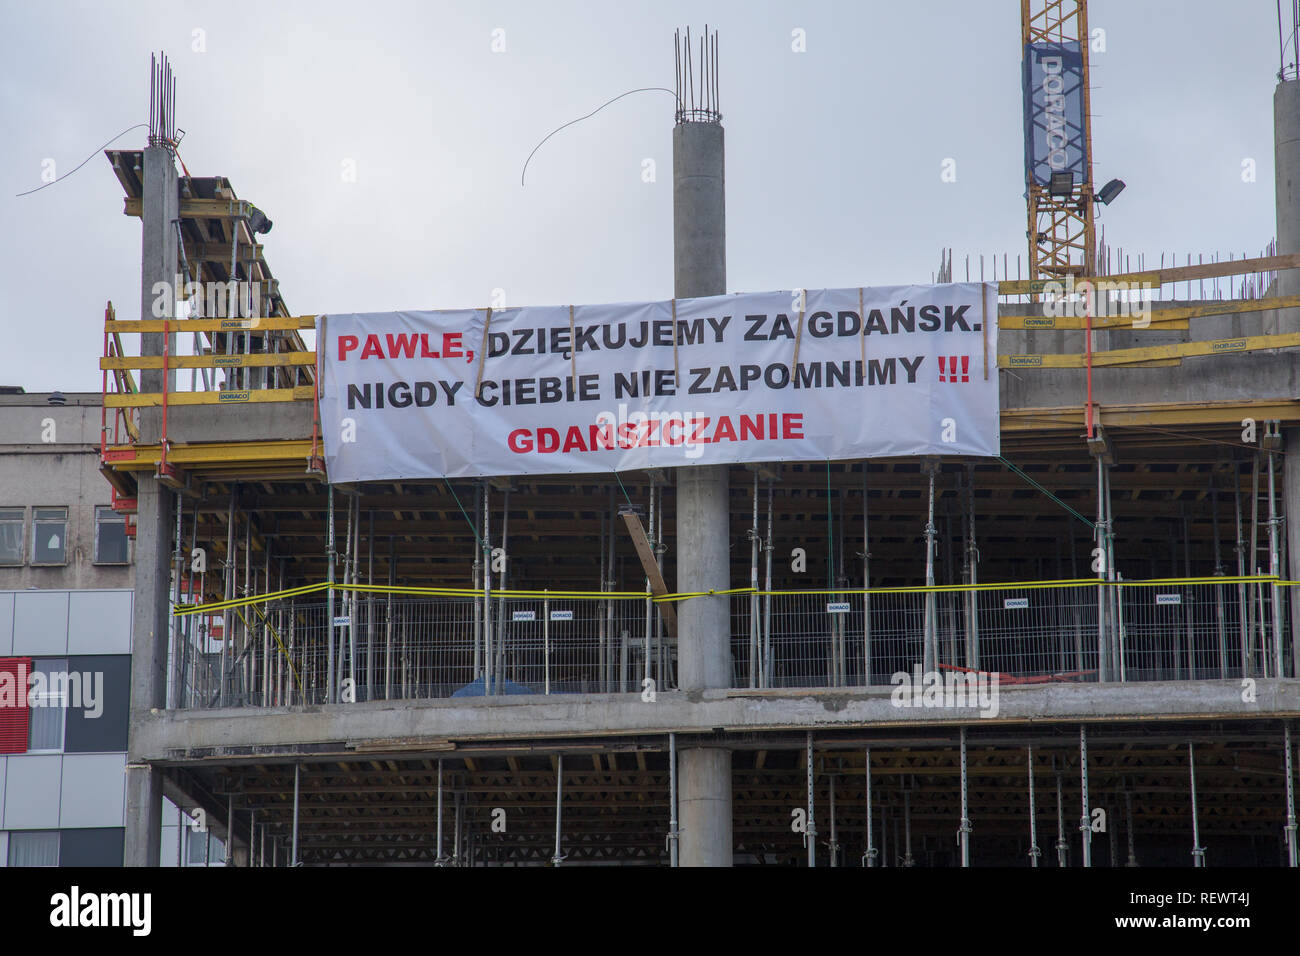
<box><xmin>673</xmin><ymin>116</ymin><xmax>732</xmax><ymax>865</ymax></box>
<box><xmin>125</xmin><ymin>143</ymin><xmax>179</xmax><ymax>866</ymax></box>
<box><xmin>678</xmin><ymin>746</ymin><xmax>732</xmax><ymax>866</ymax></box>
<box><xmin>1273</xmin><ymin>80</ymin><xmax>1300</xmax><ymax>334</ymax></box>
<box><xmin>138</xmin><ymin>144</ymin><xmax>178</xmax><ymax>439</ymax></box>
<box><xmin>125</xmin><ymin>476</ymin><xmax>172</xmax><ymax>865</ymax></box>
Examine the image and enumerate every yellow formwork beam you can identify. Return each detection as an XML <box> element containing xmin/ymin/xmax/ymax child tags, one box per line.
<box><xmin>107</xmin><ymin>316</ymin><xmax>316</xmax><ymax>333</ymax></box>
<box><xmin>105</xmin><ymin>439</ymin><xmax>318</xmax><ymax>468</ymax></box>
<box><xmin>104</xmin><ymin>386</ymin><xmax>315</xmax><ymax>408</ymax></box>
<box><xmin>101</xmin><ymin>352</ymin><xmax>316</xmax><ymax>371</ymax></box>
<box><xmin>999</xmin><ymin>252</ymin><xmax>1300</xmax><ymax>296</ymax></box>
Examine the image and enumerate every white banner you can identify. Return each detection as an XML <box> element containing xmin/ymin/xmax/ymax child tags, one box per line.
<box><xmin>318</xmin><ymin>284</ymin><xmax>999</xmax><ymax>482</ymax></box>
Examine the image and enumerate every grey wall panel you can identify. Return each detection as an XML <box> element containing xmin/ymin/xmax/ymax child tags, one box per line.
<box><xmin>59</xmin><ymin>753</ymin><xmax>126</xmax><ymax>828</ymax></box>
<box><xmin>64</xmin><ymin>655</ymin><xmax>130</xmax><ymax>753</ymax></box>
<box><xmin>68</xmin><ymin>591</ymin><xmax>132</xmax><ymax>655</ymax></box>
<box><xmin>59</xmin><ymin>827</ymin><xmax>124</xmax><ymax>867</ymax></box>
<box><xmin>12</xmin><ymin>590</ymin><xmax>68</xmax><ymax>656</ymax></box>
<box><xmin>1</xmin><ymin>753</ymin><xmax>61</xmax><ymax>829</ymax></box>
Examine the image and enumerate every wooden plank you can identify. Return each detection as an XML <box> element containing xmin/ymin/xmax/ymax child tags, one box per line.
<box><xmin>619</xmin><ymin>512</ymin><xmax>677</xmax><ymax>638</ymax></box>
<box><xmin>1000</xmin><ymin>331</ymin><xmax>1300</xmax><ymax>369</ymax></box>
<box><xmin>101</xmin><ymin>352</ymin><xmax>316</xmax><ymax>370</ymax></box>
<box><xmin>1001</xmin><ymin>400</ymin><xmax>1300</xmax><ymax>430</ymax></box>
<box><xmin>123</xmin><ymin>197</ymin><xmax>251</xmax><ymax>219</ymax></box>
<box><xmin>1000</xmin><ymin>293</ymin><xmax>1300</xmax><ymax>330</ymax></box>
<box><xmin>999</xmin><ymin>253</ymin><xmax>1300</xmax><ymax>296</ymax></box>
<box><xmin>103</xmin><ymin>386</ymin><xmax>315</xmax><ymax>408</ymax></box>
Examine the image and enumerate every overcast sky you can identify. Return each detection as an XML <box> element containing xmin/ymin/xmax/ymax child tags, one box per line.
<box><xmin>0</xmin><ymin>0</ymin><xmax>1286</xmax><ymax>393</ymax></box>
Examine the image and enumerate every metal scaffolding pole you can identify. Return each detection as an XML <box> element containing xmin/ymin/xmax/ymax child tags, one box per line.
<box><xmin>1212</xmin><ymin>474</ymin><xmax>1228</xmax><ymax>678</ymax></box>
<box><xmin>749</xmin><ymin>471</ymin><xmax>759</xmax><ymax>689</ymax></box>
<box><xmin>764</xmin><ymin>481</ymin><xmax>774</xmax><ymax>688</ymax></box>
<box><xmin>1055</xmin><ymin>758</ymin><xmax>1068</xmax><ymax>867</ymax></box>
<box><xmin>436</xmin><ymin>758</ymin><xmax>447</xmax><ymax>866</ymax></box>
<box><xmin>1285</xmin><ymin>722</ymin><xmax>1298</xmax><ymax>868</ymax></box>
<box><xmin>1125</xmin><ymin>787</ymin><xmax>1138</xmax><ymax>866</ymax></box>
<box><xmin>552</xmin><ymin>754</ymin><xmax>565</xmax><ymax>866</ymax></box>
<box><xmin>668</xmin><ymin>733</ymin><xmax>680</xmax><ymax>867</ymax></box>
<box><xmin>1105</xmin><ymin>465</ymin><xmax>1121</xmax><ymax>679</ymax></box>
<box><xmin>863</xmin><ymin>746</ymin><xmax>876</xmax><ymax>867</ymax></box>
<box><xmin>923</xmin><ymin>465</ymin><xmax>938</xmax><ymax>674</ymax></box>
<box><xmin>1235</xmin><ymin>471</ymin><xmax>1250</xmax><ymax>677</ymax></box>
<box><xmin>1080</xmin><ymin>726</ymin><xmax>1092</xmax><ymax>867</ymax></box>
<box><xmin>1027</xmin><ymin>744</ymin><xmax>1040</xmax><ymax>867</ymax></box>
<box><xmin>902</xmin><ymin>783</ymin><xmax>914</xmax><ymax>867</ymax></box>
<box><xmin>348</xmin><ymin>493</ymin><xmax>359</xmax><ymax>695</ymax></box>
<box><xmin>482</xmin><ymin>483</ymin><xmax>493</xmax><ymax>693</ymax></box>
<box><xmin>828</xmin><ymin>772</ymin><xmax>839</xmax><ymax>867</ymax></box>
<box><xmin>1189</xmin><ymin>742</ymin><xmax>1206</xmax><ymax>866</ymax></box>
<box><xmin>1095</xmin><ymin>458</ymin><xmax>1110</xmax><ymax>682</ymax></box>
<box><xmin>806</xmin><ymin>732</ymin><xmax>817</xmax><ymax>867</ymax></box>
<box><xmin>366</xmin><ymin>510</ymin><xmax>374</xmax><ymax>701</ymax></box>
<box><xmin>964</xmin><ymin>465</ymin><xmax>980</xmax><ymax>670</ymax></box>
<box><xmin>1267</xmin><ymin>449</ymin><xmax>1286</xmax><ymax>678</ymax></box>
<box><xmin>645</xmin><ymin>478</ymin><xmax>655</xmax><ymax>690</ymax></box>
<box><xmin>473</xmin><ymin>486</ymin><xmax>482</xmax><ymax>678</ymax></box>
<box><xmin>495</xmin><ymin>487</ymin><xmax>509</xmax><ymax>690</ymax></box>
<box><xmin>862</xmin><ymin>470</ymin><xmax>871</xmax><ymax>688</ymax></box>
<box><xmin>606</xmin><ymin>487</ymin><xmax>616</xmax><ymax>692</ymax></box>
<box><xmin>385</xmin><ymin>537</ymin><xmax>394</xmax><ymax>700</ymax></box>
<box><xmin>325</xmin><ymin>485</ymin><xmax>335</xmax><ymax>703</ymax></box>
<box><xmin>291</xmin><ymin>762</ymin><xmax>299</xmax><ymax>866</ymax></box>
<box><xmin>221</xmin><ymin>485</ymin><xmax>236</xmax><ymax>707</ymax></box>
<box><xmin>959</xmin><ymin>726</ymin><xmax>971</xmax><ymax>867</ymax></box>
<box><xmin>598</xmin><ymin>508</ymin><xmax>606</xmax><ymax>692</ymax></box>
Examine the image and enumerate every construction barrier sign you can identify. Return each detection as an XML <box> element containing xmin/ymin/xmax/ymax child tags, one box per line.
<box><xmin>317</xmin><ymin>283</ymin><xmax>1000</xmax><ymax>481</ymax></box>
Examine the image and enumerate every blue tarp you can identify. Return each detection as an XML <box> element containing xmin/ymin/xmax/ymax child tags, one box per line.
<box><xmin>451</xmin><ymin>675</ymin><xmax>535</xmax><ymax>697</ymax></box>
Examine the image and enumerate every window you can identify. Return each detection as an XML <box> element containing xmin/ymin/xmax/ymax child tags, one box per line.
<box><xmin>185</xmin><ymin>827</ymin><xmax>224</xmax><ymax>866</ymax></box>
<box><xmin>0</xmin><ymin>509</ymin><xmax>22</xmax><ymax>565</ymax></box>
<box><xmin>31</xmin><ymin>508</ymin><xmax>67</xmax><ymax>565</ymax></box>
<box><xmin>7</xmin><ymin>830</ymin><xmax>59</xmax><ymax>867</ymax></box>
<box><xmin>94</xmin><ymin>506</ymin><xmax>129</xmax><ymax>564</ymax></box>
<box><xmin>26</xmin><ymin>658</ymin><xmax>66</xmax><ymax>752</ymax></box>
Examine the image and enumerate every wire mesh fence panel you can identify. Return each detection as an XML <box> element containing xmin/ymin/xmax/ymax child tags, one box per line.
<box><xmin>972</xmin><ymin>584</ymin><xmax>1099</xmax><ymax>682</ymax></box>
<box><xmin>170</xmin><ymin>578</ymin><xmax>1292</xmax><ymax>708</ymax></box>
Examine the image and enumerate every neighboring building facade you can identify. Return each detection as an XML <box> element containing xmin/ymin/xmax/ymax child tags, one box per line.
<box><xmin>0</xmin><ymin>390</ymin><xmax>219</xmax><ymax>866</ymax></box>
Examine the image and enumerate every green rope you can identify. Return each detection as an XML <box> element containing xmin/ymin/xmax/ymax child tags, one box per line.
<box><xmin>998</xmin><ymin>455</ymin><xmax>1095</xmax><ymax>530</ymax></box>
<box><xmin>443</xmin><ymin>479</ymin><xmax>486</xmax><ymax>551</ymax></box>
<box><xmin>613</xmin><ymin>471</ymin><xmax>635</xmax><ymax>510</ymax></box>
